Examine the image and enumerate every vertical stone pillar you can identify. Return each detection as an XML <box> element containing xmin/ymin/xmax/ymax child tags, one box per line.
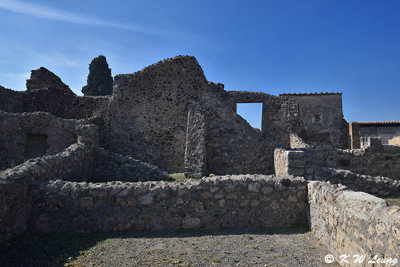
<box><xmin>274</xmin><ymin>148</ymin><xmax>305</xmax><ymax>176</ymax></box>
<box><xmin>184</xmin><ymin>104</ymin><xmax>206</xmax><ymax>178</ymax></box>
<box><xmin>349</xmin><ymin>122</ymin><xmax>360</xmax><ymax>149</ymax></box>
<box><xmin>76</xmin><ymin>124</ymin><xmax>99</xmax><ymax>180</ymax></box>
<box><xmin>261</xmin><ymin>101</ymin><xmax>268</xmax><ymax>133</ymax></box>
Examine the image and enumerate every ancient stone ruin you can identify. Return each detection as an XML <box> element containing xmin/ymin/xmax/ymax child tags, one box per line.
<box><xmin>1</xmin><ymin>55</ymin><xmax>399</xmax><ymax>265</ymax></box>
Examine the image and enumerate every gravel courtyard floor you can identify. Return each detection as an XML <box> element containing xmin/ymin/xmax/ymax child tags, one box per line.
<box><xmin>1</xmin><ymin>226</ymin><xmax>338</xmax><ymax>267</ymax></box>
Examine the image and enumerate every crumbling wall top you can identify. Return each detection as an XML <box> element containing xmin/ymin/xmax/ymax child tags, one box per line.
<box><xmin>114</xmin><ymin>55</ymin><xmax>205</xmax><ymax>88</ymax></box>
<box><xmin>26</xmin><ymin>67</ymin><xmax>75</xmax><ymax>95</ymax></box>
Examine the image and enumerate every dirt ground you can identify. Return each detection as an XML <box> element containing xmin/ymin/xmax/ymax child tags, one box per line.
<box><xmin>0</xmin><ymin>227</ymin><xmax>338</xmax><ymax>267</ymax></box>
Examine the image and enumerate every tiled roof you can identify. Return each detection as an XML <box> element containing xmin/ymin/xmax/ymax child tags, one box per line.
<box><xmin>353</xmin><ymin>121</ymin><xmax>400</xmax><ymax>126</ymax></box>
<box><xmin>279</xmin><ymin>92</ymin><xmax>342</xmax><ymax>96</ymax></box>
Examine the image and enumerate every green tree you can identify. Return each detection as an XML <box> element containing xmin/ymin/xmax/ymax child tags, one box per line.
<box><xmin>82</xmin><ymin>55</ymin><xmax>113</xmax><ymax>96</ymax></box>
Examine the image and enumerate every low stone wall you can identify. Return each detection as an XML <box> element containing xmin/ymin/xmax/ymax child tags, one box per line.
<box><xmin>30</xmin><ymin>175</ymin><xmax>307</xmax><ymax>233</ymax></box>
<box><xmin>0</xmin><ymin>110</ymin><xmax>91</xmax><ymax>170</ymax></box>
<box><xmin>0</xmin><ymin>143</ymin><xmax>94</xmax><ymax>182</ymax></box>
<box><xmin>274</xmin><ymin>141</ymin><xmax>400</xmax><ymax>180</ymax></box>
<box><xmin>0</xmin><ymin>124</ymin><xmax>98</xmax><ymax>242</ymax></box>
<box><xmin>306</xmin><ymin>143</ymin><xmax>400</xmax><ymax>180</ymax></box>
<box><xmin>274</xmin><ymin>148</ymin><xmax>400</xmax><ymax>197</ymax></box>
<box><xmin>93</xmin><ymin>147</ymin><xmax>169</xmax><ymax>182</ymax></box>
<box><xmin>336</xmin><ymin>145</ymin><xmax>400</xmax><ymax>180</ymax></box>
<box><xmin>0</xmin><ymin>170</ymin><xmax>31</xmax><ymax>242</ymax></box>
<box><xmin>0</xmin><ymin>124</ymin><xmax>98</xmax><ymax>182</ymax></box>
<box><xmin>0</xmin><ymin>143</ymin><xmax>94</xmax><ymax>242</ymax></box>
<box><xmin>308</xmin><ymin>181</ymin><xmax>400</xmax><ymax>266</ymax></box>
<box><xmin>309</xmin><ymin>168</ymin><xmax>400</xmax><ymax>197</ymax></box>
<box><xmin>274</xmin><ymin>148</ymin><xmax>305</xmax><ymax>176</ymax></box>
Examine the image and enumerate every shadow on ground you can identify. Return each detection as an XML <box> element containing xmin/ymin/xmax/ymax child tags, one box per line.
<box><xmin>0</xmin><ymin>226</ymin><xmax>311</xmax><ymax>267</ymax></box>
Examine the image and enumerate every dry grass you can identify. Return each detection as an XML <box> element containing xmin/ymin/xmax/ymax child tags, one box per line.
<box><xmin>169</xmin><ymin>173</ymin><xmax>190</xmax><ymax>183</ymax></box>
<box><xmin>385</xmin><ymin>197</ymin><xmax>400</xmax><ymax>207</ymax></box>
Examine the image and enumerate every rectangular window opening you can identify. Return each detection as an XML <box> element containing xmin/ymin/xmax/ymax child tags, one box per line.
<box><xmin>236</xmin><ymin>103</ymin><xmax>262</xmax><ymax>130</ymax></box>
<box><xmin>312</xmin><ymin>114</ymin><xmax>322</xmax><ymax>123</ymax></box>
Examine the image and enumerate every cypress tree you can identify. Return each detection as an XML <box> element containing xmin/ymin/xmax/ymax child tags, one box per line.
<box><xmin>82</xmin><ymin>55</ymin><xmax>113</xmax><ymax>96</ymax></box>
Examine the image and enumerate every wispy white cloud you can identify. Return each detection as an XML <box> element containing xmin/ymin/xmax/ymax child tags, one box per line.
<box><xmin>0</xmin><ymin>72</ymin><xmax>30</xmax><ymax>79</ymax></box>
<box><xmin>0</xmin><ymin>0</ymin><xmax>156</xmax><ymax>33</ymax></box>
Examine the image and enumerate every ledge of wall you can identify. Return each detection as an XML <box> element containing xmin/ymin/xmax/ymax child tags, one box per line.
<box><xmin>309</xmin><ymin>167</ymin><xmax>400</xmax><ymax>197</ymax></box>
<box><xmin>0</xmin><ymin>124</ymin><xmax>98</xmax><ymax>242</ymax></box>
<box><xmin>30</xmin><ymin>175</ymin><xmax>307</xmax><ymax>233</ymax></box>
<box><xmin>274</xmin><ymin>146</ymin><xmax>400</xmax><ymax>197</ymax></box>
<box><xmin>0</xmin><ymin>111</ymin><xmax>88</xmax><ymax>170</ymax></box>
<box><xmin>308</xmin><ymin>181</ymin><xmax>400</xmax><ymax>265</ymax></box>
<box><xmin>93</xmin><ymin>147</ymin><xmax>169</xmax><ymax>182</ymax></box>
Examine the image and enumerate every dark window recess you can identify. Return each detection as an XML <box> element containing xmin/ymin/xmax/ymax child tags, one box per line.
<box><xmin>312</xmin><ymin>114</ymin><xmax>322</xmax><ymax>123</ymax></box>
<box><xmin>337</xmin><ymin>159</ymin><xmax>350</xmax><ymax>167</ymax></box>
<box><xmin>25</xmin><ymin>134</ymin><xmax>48</xmax><ymax>159</ymax></box>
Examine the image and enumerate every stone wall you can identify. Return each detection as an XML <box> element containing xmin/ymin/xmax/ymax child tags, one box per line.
<box><xmin>280</xmin><ymin>93</ymin><xmax>348</xmax><ymax>148</ymax></box>
<box><xmin>389</xmin><ymin>136</ymin><xmax>400</xmax><ymax>146</ymax></box>
<box><xmin>0</xmin><ymin>168</ymin><xmax>31</xmax><ymax>242</ymax></box>
<box><xmin>309</xmin><ymin>167</ymin><xmax>400</xmax><ymax>197</ymax></box>
<box><xmin>1</xmin><ymin>123</ymin><xmax>98</xmax><ymax>182</ymax></box>
<box><xmin>274</xmin><ymin>145</ymin><xmax>400</xmax><ymax>196</ymax></box>
<box><xmin>274</xmin><ymin>148</ymin><xmax>305</xmax><ymax>177</ymax></box>
<box><xmin>349</xmin><ymin>122</ymin><xmax>361</xmax><ymax>149</ymax></box>
<box><xmin>29</xmin><ymin>175</ymin><xmax>307</xmax><ymax>233</ymax></box>
<box><xmin>0</xmin><ymin>125</ymin><xmax>97</xmax><ymax>242</ymax></box>
<box><xmin>104</xmin><ymin>56</ymin><xmax>284</xmax><ymax>174</ymax></box>
<box><xmin>184</xmin><ymin>103</ymin><xmax>206</xmax><ymax>178</ymax></box>
<box><xmin>93</xmin><ymin>147</ymin><xmax>169</xmax><ymax>182</ymax></box>
<box><xmin>308</xmin><ymin>144</ymin><xmax>400</xmax><ymax>180</ymax></box>
<box><xmin>360</xmin><ymin>124</ymin><xmax>400</xmax><ymax>146</ymax></box>
<box><xmin>289</xmin><ymin>133</ymin><xmax>310</xmax><ymax>149</ymax></box>
<box><xmin>0</xmin><ymin>86</ymin><xmax>24</xmax><ymax>112</ymax></box>
<box><xmin>103</xmin><ymin>56</ymin><xmax>209</xmax><ymax>172</ymax></box>
<box><xmin>308</xmin><ymin>181</ymin><xmax>400</xmax><ymax>266</ymax></box>
<box><xmin>0</xmin><ymin>56</ymin><xmax>349</xmax><ymax>176</ymax></box>
<box><xmin>274</xmin><ymin>141</ymin><xmax>400</xmax><ymax>181</ymax></box>
<box><xmin>227</xmin><ymin>91</ymin><xmax>300</xmax><ymax>147</ymax></box>
<box><xmin>0</xmin><ymin>68</ymin><xmax>110</xmax><ymax>120</ymax></box>
<box><xmin>227</xmin><ymin>91</ymin><xmax>267</xmax><ymax>104</ymax></box>
<box><xmin>0</xmin><ymin>143</ymin><xmax>94</xmax><ymax>182</ymax></box>
<box><xmin>204</xmin><ymin>103</ymin><xmax>277</xmax><ymax>175</ymax></box>
<box><xmin>226</xmin><ymin>91</ymin><xmax>349</xmax><ymax>150</ymax></box>
<box><xmin>0</xmin><ymin>111</ymin><xmax>88</xmax><ymax>170</ymax></box>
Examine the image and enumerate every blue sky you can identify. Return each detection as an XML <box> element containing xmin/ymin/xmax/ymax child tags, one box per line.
<box><xmin>0</xmin><ymin>0</ymin><xmax>399</xmax><ymax>128</ymax></box>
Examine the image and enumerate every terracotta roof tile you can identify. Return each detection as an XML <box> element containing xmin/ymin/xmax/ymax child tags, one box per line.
<box><xmin>279</xmin><ymin>92</ymin><xmax>342</xmax><ymax>96</ymax></box>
